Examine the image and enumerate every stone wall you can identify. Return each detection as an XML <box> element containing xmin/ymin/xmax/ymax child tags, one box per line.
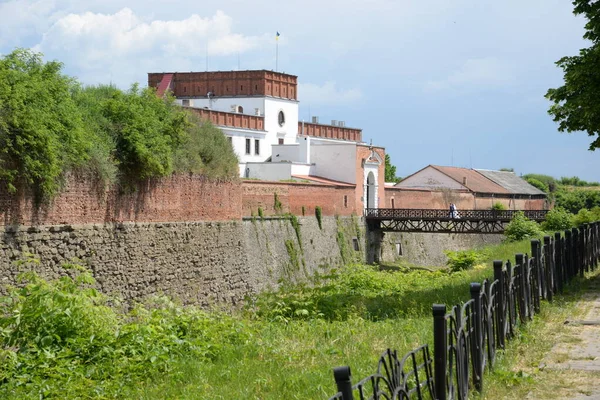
<box><xmin>0</xmin><ymin>216</ymin><xmax>364</xmax><ymax>305</ymax></box>
<box><xmin>379</xmin><ymin>231</ymin><xmax>504</xmax><ymax>268</ymax></box>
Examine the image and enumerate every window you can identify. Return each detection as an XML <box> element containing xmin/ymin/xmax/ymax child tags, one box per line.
<box><xmin>245</xmin><ymin>138</ymin><xmax>251</xmax><ymax>155</ymax></box>
<box><xmin>237</xmin><ymin>105</ymin><xmax>244</xmax><ymax>113</ymax></box>
<box><xmin>278</xmin><ymin>138</ymin><xmax>284</xmax><ymax>145</ymax></box>
<box><xmin>254</xmin><ymin>139</ymin><xmax>260</xmax><ymax>155</ymax></box>
<box><xmin>391</xmin><ymin>198</ymin><xmax>395</xmax><ymax>209</ymax></box>
<box><xmin>278</xmin><ymin>110</ymin><xmax>285</xmax><ymax>127</ymax></box>
<box><xmin>344</xmin><ymin>195</ymin><xmax>348</xmax><ymax>208</ymax></box>
<box><xmin>240</xmin><ymin>85</ymin><xmax>243</xmax><ymax>91</ymax></box>
<box><xmin>395</xmin><ymin>242</ymin><xmax>403</xmax><ymax>256</ymax></box>
<box><xmin>352</xmin><ymin>237</ymin><xmax>360</xmax><ymax>251</ymax></box>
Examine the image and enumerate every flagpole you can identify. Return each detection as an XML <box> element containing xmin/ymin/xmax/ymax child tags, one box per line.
<box><xmin>276</xmin><ymin>39</ymin><xmax>279</xmax><ymax>72</ymax></box>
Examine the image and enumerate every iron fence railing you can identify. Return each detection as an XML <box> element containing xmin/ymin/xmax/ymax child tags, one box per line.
<box><xmin>327</xmin><ymin>221</ymin><xmax>600</xmax><ymax>400</ymax></box>
<box><xmin>364</xmin><ymin>208</ymin><xmax>548</xmax><ymax>222</ymax></box>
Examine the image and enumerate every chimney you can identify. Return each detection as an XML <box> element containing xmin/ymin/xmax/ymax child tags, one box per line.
<box><xmin>254</xmin><ymin>108</ymin><xmax>261</xmax><ymax>116</ymax></box>
<box><xmin>462</xmin><ymin>177</ymin><xmax>467</xmax><ymax>185</ymax></box>
<box><xmin>339</xmin><ymin>121</ymin><xmax>345</xmax><ymax>127</ymax></box>
<box><xmin>312</xmin><ymin>116</ymin><xmax>319</xmax><ymax>124</ymax></box>
<box><xmin>331</xmin><ymin>120</ymin><xmax>337</xmax><ymax>126</ymax></box>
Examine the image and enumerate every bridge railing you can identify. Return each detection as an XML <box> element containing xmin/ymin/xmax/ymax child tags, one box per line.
<box><xmin>327</xmin><ymin>221</ymin><xmax>600</xmax><ymax>400</ymax></box>
<box><xmin>365</xmin><ymin>208</ymin><xmax>548</xmax><ymax>222</ymax></box>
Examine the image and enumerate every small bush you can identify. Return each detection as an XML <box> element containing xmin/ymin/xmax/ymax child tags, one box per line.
<box><xmin>542</xmin><ymin>207</ymin><xmax>573</xmax><ymax>231</ymax></box>
<box><xmin>525</xmin><ymin>178</ymin><xmax>549</xmax><ymax>193</ymax></box>
<box><xmin>257</xmin><ymin>207</ymin><xmax>264</xmax><ymax>218</ymax></box>
<box><xmin>444</xmin><ymin>249</ymin><xmax>485</xmax><ymax>272</ymax></box>
<box><xmin>491</xmin><ymin>202</ymin><xmax>507</xmax><ymax>210</ymax></box>
<box><xmin>504</xmin><ymin>211</ymin><xmax>543</xmax><ymax>241</ymax></box>
<box><xmin>315</xmin><ymin>206</ymin><xmax>322</xmax><ymax>230</ymax></box>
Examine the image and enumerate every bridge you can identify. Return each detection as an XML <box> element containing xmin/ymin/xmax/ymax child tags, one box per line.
<box><xmin>365</xmin><ymin>208</ymin><xmax>548</xmax><ymax>233</ymax></box>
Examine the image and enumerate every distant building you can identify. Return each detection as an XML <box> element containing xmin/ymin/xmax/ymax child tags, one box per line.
<box><xmin>386</xmin><ymin>165</ymin><xmax>547</xmax><ymax>210</ymax></box>
<box><xmin>148</xmin><ymin>70</ymin><xmax>385</xmax><ymax>211</ymax></box>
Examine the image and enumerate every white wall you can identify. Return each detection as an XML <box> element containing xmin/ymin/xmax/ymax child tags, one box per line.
<box><xmin>245</xmin><ymin>162</ymin><xmax>292</xmax><ymax>181</ymax></box>
<box><xmin>264</xmin><ymin>98</ymin><xmax>299</xmax><ymax>147</ymax></box>
<box><xmin>290</xmin><ymin>164</ymin><xmax>314</xmax><ymax>176</ymax></box>
<box><xmin>397</xmin><ymin>166</ymin><xmax>466</xmax><ymax>190</ymax></box>
<box><xmin>220</xmin><ymin>127</ymin><xmax>266</xmax><ymax>166</ymax></box>
<box><xmin>271</xmin><ymin>144</ymin><xmax>301</xmax><ymax>163</ymax></box>
<box><xmin>311</xmin><ymin>143</ymin><xmax>357</xmax><ymax>184</ymax></box>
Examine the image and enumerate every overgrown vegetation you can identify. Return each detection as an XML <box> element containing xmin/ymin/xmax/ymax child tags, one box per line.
<box><xmin>273</xmin><ymin>193</ymin><xmax>282</xmax><ymax>213</ymax></box>
<box><xmin>504</xmin><ymin>211</ymin><xmax>543</xmax><ymax>242</ymax></box>
<box><xmin>315</xmin><ymin>206</ymin><xmax>323</xmax><ymax>229</ymax></box>
<box><xmin>492</xmin><ymin>202</ymin><xmax>507</xmax><ymax>210</ymax></box>
<box><xmin>0</xmin><ymin>49</ymin><xmax>238</xmax><ymax>201</ymax></box>
<box><xmin>444</xmin><ymin>249</ymin><xmax>486</xmax><ymax>272</ymax></box>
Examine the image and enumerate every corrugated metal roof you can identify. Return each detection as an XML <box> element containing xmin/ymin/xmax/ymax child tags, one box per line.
<box><xmin>431</xmin><ymin>165</ymin><xmax>510</xmax><ymax>194</ymax></box>
<box><xmin>475</xmin><ymin>169</ymin><xmax>546</xmax><ymax>195</ymax></box>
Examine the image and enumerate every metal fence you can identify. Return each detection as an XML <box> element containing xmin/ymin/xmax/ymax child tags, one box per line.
<box><xmin>328</xmin><ymin>221</ymin><xmax>600</xmax><ymax>400</ymax></box>
<box><xmin>364</xmin><ymin>208</ymin><xmax>548</xmax><ymax>222</ymax></box>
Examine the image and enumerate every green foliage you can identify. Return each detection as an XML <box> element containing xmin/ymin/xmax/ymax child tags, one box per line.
<box><xmin>257</xmin><ymin>207</ymin><xmax>264</xmax><ymax>218</ymax></box>
<box><xmin>173</xmin><ymin>113</ymin><xmax>238</xmax><ymax>179</ymax></box>
<box><xmin>560</xmin><ymin>176</ymin><xmax>600</xmax><ymax>187</ymax></box>
<box><xmin>523</xmin><ymin>174</ymin><xmax>558</xmax><ymax>192</ymax></box>
<box><xmin>301</xmin><ymin>205</ymin><xmax>306</xmax><ymax>216</ymax></box>
<box><xmin>288</xmin><ymin>214</ymin><xmax>302</xmax><ymax>251</ymax></box>
<box><xmin>384</xmin><ymin>154</ymin><xmax>400</xmax><ymax>182</ymax></box>
<box><xmin>542</xmin><ymin>207</ymin><xmax>573</xmax><ymax>231</ymax></box>
<box><xmin>0</xmin><ymin>49</ymin><xmax>90</xmax><ymax>198</ymax></box>
<box><xmin>0</xmin><ymin>50</ymin><xmax>239</xmax><ymax>202</ymax></box>
<box><xmin>444</xmin><ymin>249</ymin><xmax>485</xmax><ymax>272</ymax></box>
<box><xmin>315</xmin><ymin>206</ymin><xmax>322</xmax><ymax>229</ymax></box>
<box><xmin>0</xmin><ymin>268</ymin><xmax>246</xmax><ymax>398</ymax></box>
<box><xmin>499</xmin><ymin>167</ymin><xmax>514</xmax><ymax>172</ymax></box>
<box><xmin>492</xmin><ymin>202</ymin><xmax>507</xmax><ymax>210</ymax></box>
<box><xmin>504</xmin><ymin>211</ymin><xmax>543</xmax><ymax>242</ymax></box>
<box><xmin>273</xmin><ymin>192</ymin><xmax>282</xmax><ymax>213</ymax></box>
<box><xmin>572</xmin><ymin>207</ymin><xmax>600</xmax><ymax>226</ymax></box>
<box><xmin>554</xmin><ymin>188</ymin><xmax>600</xmax><ymax>214</ymax></box>
<box><xmin>546</xmin><ymin>0</ymin><xmax>600</xmax><ymax>150</ymax></box>
<box><xmin>526</xmin><ymin>177</ymin><xmax>549</xmax><ymax>193</ymax></box>
<box><xmin>284</xmin><ymin>239</ymin><xmax>301</xmax><ymax>272</ymax></box>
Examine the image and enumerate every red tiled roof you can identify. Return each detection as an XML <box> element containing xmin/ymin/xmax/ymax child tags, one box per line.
<box><xmin>431</xmin><ymin>165</ymin><xmax>509</xmax><ymax>194</ymax></box>
<box><xmin>156</xmin><ymin>73</ymin><xmax>173</xmax><ymax>97</ymax></box>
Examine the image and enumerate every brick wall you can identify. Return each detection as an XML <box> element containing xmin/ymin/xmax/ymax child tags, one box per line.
<box><xmin>242</xmin><ymin>181</ymin><xmax>356</xmax><ymax>217</ymax></box>
<box><xmin>384</xmin><ymin>187</ymin><xmax>549</xmax><ymax>211</ymax></box>
<box><xmin>0</xmin><ymin>174</ymin><xmax>242</xmax><ymax>226</ymax></box>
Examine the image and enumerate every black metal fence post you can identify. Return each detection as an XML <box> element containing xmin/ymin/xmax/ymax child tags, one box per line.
<box><xmin>555</xmin><ymin>232</ymin><xmax>563</xmax><ymax>293</ymax></box>
<box><xmin>544</xmin><ymin>236</ymin><xmax>554</xmax><ymax>302</ymax></box>
<box><xmin>572</xmin><ymin>227</ymin><xmax>580</xmax><ymax>277</ymax></box>
<box><xmin>516</xmin><ymin>253</ymin><xmax>526</xmax><ymax>322</ymax></box>
<box><xmin>493</xmin><ymin>260</ymin><xmax>505</xmax><ymax>349</ymax></box>
<box><xmin>531</xmin><ymin>239</ymin><xmax>541</xmax><ymax>313</ymax></box>
<box><xmin>470</xmin><ymin>283</ymin><xmax>483</xmax><ymax>392</ymax></box>
<box><xmin>333</xmin><ymin>366</ymin><xmax>353</xmax><ymax>400</ymax></box>
<box><xmin>433</xmin><ymin>304</ymin><xmax>447</xmax><ymax>400</ymax></box>
<box><xmin>565</xmin><ymin>230</ymin><xmax>572</xmax><ymax>281</ymax></box>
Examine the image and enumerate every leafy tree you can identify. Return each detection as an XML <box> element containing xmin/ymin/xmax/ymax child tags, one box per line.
<box><xmin>0</xmin><ymin>49</ymin><xmax>89</xmax><ymax>198</ymax></box>
<box><xmin>491</xmin><ymin>202</ymin><xmax>507</xmax><ymax>210</ymax></box>
<box><xmin>546</xmin><ymin>1</ymin><xmax>600</xmax><ymax>150</ymax></box>
<box><xmin>542</xmin><ymin>207</ymin><xmax>573</xmax><ymax>231</ymax></box>
<box><xmin>523</xmin><ymin>173</ymin><xmax>557</xmax><ymax>192</ymax></box>
<box><xmin>525</xmin><ymin>177</ymin><xmax>549</xmax><ymax>193</ymax></box>
<box><xmin>499</xmin><ymin>167</ymin><xmax>514</xmax><ymax>172</ymax></box>
<box><xmin>384</xmin><ymin>154</ymin><xmax>400</xmax><ymax>182</ymax></box>
<box><xmin>504</xmin><ymin>211</ymin><xmax>543</xmax><ymax>242</ymax></box>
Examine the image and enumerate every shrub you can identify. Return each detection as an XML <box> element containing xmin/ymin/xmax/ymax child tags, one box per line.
<box><xmin>573</xmin><ymin>208</ymin><xmax>594</xmax><ymax>227</ymax></box>
<box><xmin>504</xmin><ymin>211</ymin><xmax>543</xmax><ymax>241</ymax></box>
<box><xmin>526</xmin><ymin>178</ymin><xmax>549</xmax><ymax>193</ymax></box>
<box><xmin>444</xmin><ymin>249</ymin><xmax>485</xmax><ymax>272</ymax></box>
<box><xmin>542</xmin><ymin>207</ymin><xmax>573</xmax><ymax>231</ymax></box>
<box><xmin>315</xmin><ymin>206</ymin><xmax>322</xmax><ymax>230</ymax></box>
<box><xmin>491</xmin><ymin>202</ymin><xmax>507</xmax><ymax>210</ymax></box>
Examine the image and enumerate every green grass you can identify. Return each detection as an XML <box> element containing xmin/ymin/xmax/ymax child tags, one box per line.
<box><xmin>0</xmin><ymin>238</ymin><xmax>557</xmax><ymax>399</ymax></box>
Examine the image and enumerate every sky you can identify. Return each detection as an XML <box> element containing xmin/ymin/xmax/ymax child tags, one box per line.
<box><xmin>1</xmin><ymin>0</ymin><xmax>599</xmax><ymax>181</ymax></box>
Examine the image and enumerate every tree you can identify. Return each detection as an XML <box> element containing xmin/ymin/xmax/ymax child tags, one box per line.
<box><xmin>384</xmin><ymin>154</ymin><xmax>400</xmax><ymax>182</ymax></box>
<box><xmin>546</xmin><ymin>1</ymin><xmax>600</xmax><ymax>150</ymax></box>
<box><xmin>0</xmin><ymin>49</ymin><xmax>89</xmax><ymax>199</ymax></box>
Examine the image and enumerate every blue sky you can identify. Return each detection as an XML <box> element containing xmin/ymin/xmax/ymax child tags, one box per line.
<box><xmin>2</xmin><ymin>0</ymin><xmax>598</xmax><ymax>181</ymax></box>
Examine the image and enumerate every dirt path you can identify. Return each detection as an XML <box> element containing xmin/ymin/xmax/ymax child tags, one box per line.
<box><xmin>537</xmin><ymin>282</ymin><xmax>600</xmax><ymax>399</ymax></box>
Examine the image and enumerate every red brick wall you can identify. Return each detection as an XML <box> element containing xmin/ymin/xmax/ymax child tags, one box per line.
<box><xmin>0</xmin><ymin>174</ymin><xmax>242</xmax><ymax>226</ymax></box>
<box><xmin>186</xmin><ymin>107</ymin><xmax>264</xmax><ymax>130</ymax></box>
<box><xmin>300</xmin><ymin>122</ymin><xmax>362</xmax><ymax>142</ymax></box>
<box><xmin>148</xmin><ymin>70</ymin><xmax>298</xmax><ymax>100</ymax></box>
<box><xmin>385</xmin><ymin>187</ymin><xmax>549</xmax><ymax>211</ymax></box>
<box><xmin>242</xmin><ymin>181</ymin><xmax>356</xmax><ymax>217</ymax></box>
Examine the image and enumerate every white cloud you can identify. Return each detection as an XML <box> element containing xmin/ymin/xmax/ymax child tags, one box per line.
<box><xmin>425</xmin><ymin>57</ymin><xmax>516</xmax><ymax>92</ymax></box>
<box><xmin>0</xmin><ymin>0</ymin><xmax>59</xmax><ymax>46</ymax></box>
<box><xmin>32</xmin><ymin>8</ymin><xmax>268</xmax><ymax>86</ymax></box>
<box><xmin>298</xmin><ymin>81</ymin><xmax>362</xmax><ymax>105</ymax></box>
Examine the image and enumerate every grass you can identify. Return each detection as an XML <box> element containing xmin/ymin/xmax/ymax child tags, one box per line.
<box><xmin>2</xmin><ymin>237</ymin><xmax>591</xmax><ymax>399</ymax></box>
